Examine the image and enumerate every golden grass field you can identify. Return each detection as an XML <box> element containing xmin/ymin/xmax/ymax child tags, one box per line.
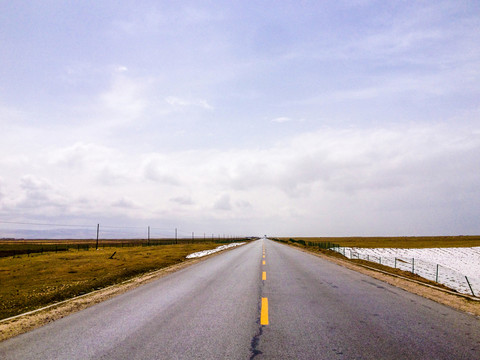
<box><xmin>0</xmin><ymin>242</ymin><xmax>223</xmax><ymax>320</ymax></box>
<box><xmin>279</xmin><ymin>236</ymin><xmax>480</xmax><ymax>248</ymax></box>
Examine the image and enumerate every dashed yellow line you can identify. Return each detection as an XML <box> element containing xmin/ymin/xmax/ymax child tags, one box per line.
<box><xmin>261</xmin><ymin>297</ymin><xmax>269</xmax><ymax>325</ymax></box>
<box><xmin>260</xmin><ymin>243</ymin><xmax>269</xmax><ymax>325</ymax></box>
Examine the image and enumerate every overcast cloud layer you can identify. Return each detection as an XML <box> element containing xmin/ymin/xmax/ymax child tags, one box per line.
<box><xmin>1</xmin><ymin>1</ymin><xmax>480</xmax><ymax>237</ymax></box>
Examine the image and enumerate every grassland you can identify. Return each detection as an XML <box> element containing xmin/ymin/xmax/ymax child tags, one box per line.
<box><xmin>0</xmin><ymin>238</ymin><xmax>231</xmax><ymax>258</ymax></box>
<box><xmin>0</xmin><ymin>242</ymin><xmax>227</xmax><ymax>320</ymax></box>
<box><xmin>278</xmin><ymin>236</ymin><xmax>480</xmax><ymax>248</ymax></box>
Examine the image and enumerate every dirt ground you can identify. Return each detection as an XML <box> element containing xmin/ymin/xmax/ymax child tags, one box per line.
<box><xmin>1</xmin><ymin>242</ymin><xmax>479</xmax><ymax>342</ymax></box>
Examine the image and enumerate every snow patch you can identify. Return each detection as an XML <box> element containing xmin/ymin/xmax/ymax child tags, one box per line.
<box><xmin>186</xmin><ymin>242</ymin><xmax>246</xmax><ymax>258</ymax></box>
<box><xmin>333</xmin><ymin>246</ymin><xmax>480</xmax><ymax>296</ymax></box>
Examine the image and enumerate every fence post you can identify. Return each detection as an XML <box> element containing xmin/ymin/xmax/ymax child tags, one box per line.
<box><xmin>435</xmin><ymin>264</ymin><xmax>439</xmax><ymax>282</ymax></box>
<box><xmin>394</xmin><ymin>258</ymin><xmax>397</xmax><ymax>268</ymax></box>
<box><xmin>412</xmin><ymin>258</ymin><xmax>415</xmax><ymax>274</ymax></box>
<box><xmin>465</xmin><ymin>276</ymin><xmax>475</xmax><ymax>297</ymax></box>
<box><xmin>96</xmin><ymin>224</ymin><xmax>100</xmax><ymax>250</ymax></box>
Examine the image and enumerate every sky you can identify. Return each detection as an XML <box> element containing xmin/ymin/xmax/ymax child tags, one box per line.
<box><xmin>1</xmin><ymin>1</ymin><xmax>480</xmax><ymax>238</ymax></box>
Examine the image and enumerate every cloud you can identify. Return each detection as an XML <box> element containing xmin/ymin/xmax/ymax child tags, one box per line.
<box><xmin>50</xmin><ymin>143</ymin><xmax>130</xmax><ymax>186</ymax></box>
<box><xmin>20</xmin><ymin>175</ymin><xmax>49</xmax><ymax>190</ymax></box>
<box><xmin>111</xmin><ymin>197</ymin><xmax>138</xmax><ymax>209</ymax></box>
<box><xmin>51</xmin><ymin>142</ymin><xmax>111</xmax><ymax>169</ymax></box>
<box><xmin>271</xmin><ymin>116</ymin><xmax>305</xmax><ymax>124</ymax></box>
<box><xmin>0</xmin><ymin>104</ymin><xmax>28</xmax><ymax>125</ymax></box>
<box><xmin>1</xmin><ymin>122</ymin><xmax>479</xmax><ymax>235</ymax></box>
<box><xmin>95</xmin><ymin>166</ymin><xmax>130</xmax><ymax>186</ymax></box>
<box><xmin>235</xmin><ymin>200</ymin><xmax>252</xmax><ymax>208</ymax></box>
<box><xmin>0</xmin><ymin>177</ymin><xmax>5</xmax><ymax>202</ymax></box>
<box><xmin>142</xmin><ymin>157</ymin><xmax>182</xmax><ymax>185</ymax></box>
<box><xmin>115</xmin><ymin>65</ymin><xmax>128</xmax><ymax>72</ymax></box>
<box><xmin>213</xmin><ymin>194</ymin><xmax>231</xmax><ymax>211</ymax></box>
<box><xmin>271</xmin><ymin>116</ymin><xmax>291</xmax><ymax>123</ymax></box>
<box><xmin>170</xmin><ymin>196</ymin><xmax>194</xmax><ymax>205</ymax></box>
<box><xmin>165</xmin><ymin>96</ymin><xmax>213</xmax><ymax>110</ymax></box>
<box><xmin>9</xmin><ymin>175</ymin><xmax>68</xmax><ymax>214</ymax></box>
<box><xmin>99</xmin><ymin>74</ymin><xmax>150</xmax><ymax>123</ymax></box>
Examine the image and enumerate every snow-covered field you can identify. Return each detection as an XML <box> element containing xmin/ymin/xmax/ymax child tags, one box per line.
<box><xmin>186</xmin><ymin>242</ymin><xmax>246</xmax><ymax>258</ymax></box>
<box><xmin>333</xmin><ymin>246</ymin><xmax>480</xmax><ymax>297</ymax></box>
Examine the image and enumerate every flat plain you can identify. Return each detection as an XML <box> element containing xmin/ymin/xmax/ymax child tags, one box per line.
<box><xmin>0</xmin><ymin>241</ymin><xmax>224</xmax><ymax>320</ymax></box>
<box><xmin>280</xmin><ymin>235</ymin><xmax>480</xmax><ymax>248</ymax></box>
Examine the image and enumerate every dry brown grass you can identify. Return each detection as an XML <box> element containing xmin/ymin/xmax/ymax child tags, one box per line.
<box><xmin>0</xmin><ymin>243</ymin><xmax>222</xmax><ymax>320</ymax></box>
<box><xmin>279</xmin><ymin>236</ymin><xmax>480</xmax><ymax>248</ymax></box>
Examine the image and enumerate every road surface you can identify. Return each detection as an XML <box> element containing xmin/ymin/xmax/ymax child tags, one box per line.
<box><xmin>1</xmin><ymin>239</ymin><xmax>479</xmax><ymax>359</ymax></box>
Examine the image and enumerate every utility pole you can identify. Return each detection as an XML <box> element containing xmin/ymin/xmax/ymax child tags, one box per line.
<box><xmin>148</xmin><ymin>226</ymin><xmax>150</xmax><ymax>246</ymax></box>
<box><xmin>175</xmin><ymin>228</ymin><xmax>177</xmax><ymax>244</ymax></box>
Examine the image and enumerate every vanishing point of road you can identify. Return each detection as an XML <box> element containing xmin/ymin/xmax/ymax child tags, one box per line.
<box><xmin>1</xmin><ymin>239</ymin><xmax>479</xmax><ymax>359</ymax></box>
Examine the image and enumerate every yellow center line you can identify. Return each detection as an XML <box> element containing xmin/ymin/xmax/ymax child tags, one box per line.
<box><xmin>261</xmin><ymin>297</ymin><xmax>269</xmax><ymax>325</ymax></box>
<box><xmin>262</xmin><ymin>271</ymin><xmax>266</xmax><ymax>280</ymax></box>
<box><xmin>262</xmin><ymin>260</ymin><xmax>265</xmax><ymax>265</ymax></box>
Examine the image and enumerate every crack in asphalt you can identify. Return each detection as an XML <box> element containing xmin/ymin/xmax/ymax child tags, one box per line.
<box><xmin>249</xmin><ymin>323</ymin><xmax>263</xmax><ymax>359</ymax></box>
<box><xmin>249</xmin><ymin>299</ymin><xmax>264</xmax><ymax>359</ymax></box>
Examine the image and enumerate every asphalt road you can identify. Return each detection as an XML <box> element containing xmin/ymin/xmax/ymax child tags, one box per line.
<box><xmin>1</xmin><ymin>239</ymin><xmax>480</xmax><ymax>359</ymax></box>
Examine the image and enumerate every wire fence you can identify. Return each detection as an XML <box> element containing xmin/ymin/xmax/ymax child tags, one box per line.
<box><xmin>0</xmin><ymin>220</ymin><xmax>250</xmax><ymax>258</ymax></box>
<box><xmin>273</xmin><ymin>237</ymin><xmax>340</xmax><ymax>249</ymax></box>
<box><xmin>332</xmin><ymin>246</ymin><xmax>480</xmax><ymax>297</ymax></box>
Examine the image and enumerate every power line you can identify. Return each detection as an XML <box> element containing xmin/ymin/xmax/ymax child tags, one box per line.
<box><xmin>0</xmin><ymin>220</ymin><xmax>96</xmax><ymax>228</ymax></box>
<box><xmin>0</xmin><ymin>221</ymin><xmax>149</xmax><ymax>230</ymax></box>
<box><xmin>0</xmin><ymin>220</ymin><xmax>239</xmax><ymax>239</ymax></box>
